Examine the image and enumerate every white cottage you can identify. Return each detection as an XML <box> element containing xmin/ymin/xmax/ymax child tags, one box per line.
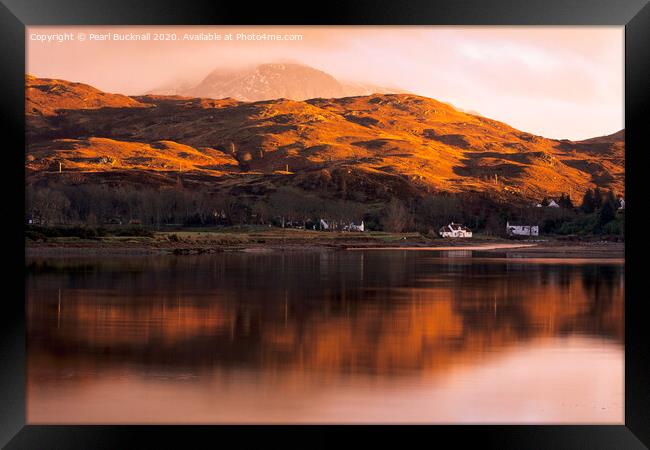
<box><xmin>347</xmin><ymin>221</ymin><xmax>365</xmax><ymax>232</ymax></box>
<box><xmin>506</xmin><ymin>221</ymin><xmax>539</xmax><ymax>237</ymax></box>
<box><xmin>439</xmin><ymin>223</ymin><xmax>472</xmax><ymax>238</ymax></box>
<box><xmin>547</xmin><ymin>200</ymin><xmax>560</xmax><ymax>208</ymax></box>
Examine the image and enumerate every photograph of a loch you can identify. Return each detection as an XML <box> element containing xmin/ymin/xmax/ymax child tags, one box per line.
<box><xmin>25</xmin><ymin>26</ymin><xmax>624</xmax><ymax>423</ymax></box>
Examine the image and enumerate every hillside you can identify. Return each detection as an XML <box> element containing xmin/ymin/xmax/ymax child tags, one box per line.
<box><xmin>26</xmin><ymin>75</ymin><xmax>150</xmax><ymax>116</ymax></box>
<box><xmin>25</xmin><ymin>75</ymin><xmax>624</xmax><ymax>204</ymax></box>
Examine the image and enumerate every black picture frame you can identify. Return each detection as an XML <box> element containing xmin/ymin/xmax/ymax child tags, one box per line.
<box><xmin>1</xmin><ymin>0</ymin><xmax>648</xmax><ymax>448</ymax></box>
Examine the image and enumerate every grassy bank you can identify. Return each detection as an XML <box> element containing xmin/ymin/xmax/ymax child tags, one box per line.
<box><xmin>26</xmin><ymin>226</ymin><xmax>431</xmax><ymax>253</ymax></box>
<box><xmin>25</xmin><ymin>225</ymin><xmax>624</xmax><ymax>259</ymax></box>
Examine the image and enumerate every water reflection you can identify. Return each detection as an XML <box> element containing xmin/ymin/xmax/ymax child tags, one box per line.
<box><xmin>26</xmin><ymin>252</ymin><xmax>624</xmax><ymax>423</ymax></box>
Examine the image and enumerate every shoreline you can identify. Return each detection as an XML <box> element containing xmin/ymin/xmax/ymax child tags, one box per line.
<box><xmin>346</xmin><ymin>243</ymin><xmax>537</xmax><ymax>251</ymax></box>
<box><xmin>25</xmin><ymin>232</ymin><xmax>624</xmax><ymax>259</ymax></box>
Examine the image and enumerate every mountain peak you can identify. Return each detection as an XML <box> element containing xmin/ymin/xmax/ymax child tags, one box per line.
<box><xmin>151</xmin><ymin>62</ymin><xmax>403</xmax><ymax>102</ymax></box>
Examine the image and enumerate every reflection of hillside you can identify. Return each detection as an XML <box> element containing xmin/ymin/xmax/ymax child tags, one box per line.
<box><xmin>27</xmin><ymin>253</ymin><xmax>623</xmax><ymax>379</ymax></box>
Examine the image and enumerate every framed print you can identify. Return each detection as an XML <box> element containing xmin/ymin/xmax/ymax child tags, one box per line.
<box><xmin>1</xmin><ymin>0</ymin><xmax>649</xmax><ymax>448</ymax></box>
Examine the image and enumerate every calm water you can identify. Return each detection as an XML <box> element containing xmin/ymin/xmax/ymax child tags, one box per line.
<box><xmin>26</xmin><ymin>251</ymin><xmax>624</xmax><ymax>423</ymax></box>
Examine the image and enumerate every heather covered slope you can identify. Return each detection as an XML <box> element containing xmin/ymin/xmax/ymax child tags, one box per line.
<box><xmin>25</xmin><ymin>76</ymin><xmax>624</xmax><ymax>203</ymax></box>
<box><xmin>27</xmin><ymin>137</ymin><xmax>238</xmax><ymax>174</ymax></box>
<box><xmin>26</xmin><ymin>75</ymin><xmax>149</xmax><ymax>116</ymax></box>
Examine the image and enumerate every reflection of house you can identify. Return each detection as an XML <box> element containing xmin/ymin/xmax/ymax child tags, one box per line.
<box><xmin>439</xmin><ymin>223</ymin><xmax>472</xmax><ymax>238</ymax></box>
<box><xmin>618</xmin><ymin>198</ymin><xmax>625</xmax><ymax>210</ymax></box>
<box><xmin>506</xmin><ymin>221</ymin><xmax>539</xmax><ymax>237</ymax></box>
<box><xmin>319</xmin><ymin>219</ymin><xmax>330</xmax><ymax>230</ymax></box>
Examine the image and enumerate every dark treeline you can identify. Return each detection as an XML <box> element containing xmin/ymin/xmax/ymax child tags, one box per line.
<box><xmin>381</xmin><ymin>189</ymin><xmax>623</xmax><ymax>237</ymax></box>
<box><xmin>25</xmin><ymin>183</ymin><xmax>624</xmax><ymax>238</ymax></box>
<box><xmin>25</xmin><ymin>183</ymin><xmax>369</xmax><ymax>230</ymax></box>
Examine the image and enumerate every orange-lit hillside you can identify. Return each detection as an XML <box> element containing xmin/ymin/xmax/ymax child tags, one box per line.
<box><xmin>26</xmin><ymin>76</ymin><xmax>624</xmax><ymax>202</ymax></box>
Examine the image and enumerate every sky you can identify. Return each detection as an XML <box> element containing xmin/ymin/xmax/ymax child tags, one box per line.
<box><xmin>26</xmin><ymin>26</ymin><xmax>623</xmax><ymax>140</ymax></box>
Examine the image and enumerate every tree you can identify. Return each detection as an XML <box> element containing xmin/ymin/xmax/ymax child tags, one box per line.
<box><xmin>269</xmin><ymin>186</ymin><xmax>301</xmax><ymax>227</ymax></box>
<box><xmin>27</xmin><ymin>187</ymin><xmax>71</xmax><ymax>225</ymax></box>
<box><xmin>597</xmin><ymin>200</ymin><xmax>616</xmax><ymax>229</ymax></box>
<box><xmin>317</xmin><ymin>169</ymin><xmax>332</xmax><ymax>190</ymax></box>
<box><xmin>605</xmin><ymin>190</ymin><xmax>618</xmax><ymax>211</ymax></box>
<box><xmin>381</xmin><ymin>198</ymin><xmax>411</xmax><ymax>232</ymax></box>
<box><xmin>251</xmin><ymin>201</ymin><xmax>270</xmax><ymax>225</ymax></box>
<box><xmin>484</xmin><ymin>212</ymin><xmax>503</xmax><ymax>236</ymax></box>
<box><xmin>558</xmin><ymin>193</ymin><xmax>574</xmax><ymax>209</ymax></box>
<box><xmin>237</xmin><ymin>151</ymin><xmax>252</xmax><ymax>172</ymax></box>
<box><xmin>417</xmin><ymin>194</ymin><xmax>463</xmax><ymax>228</ymax></box>
<box><xmin>593</xmin><ymin>187</ymin><xmax>603</xmax><ymax>210</ymax></box>
<box><xmin>580</xmin><ymin>189</ymin><xmax>595</xmax><ymax>214</ymax></box>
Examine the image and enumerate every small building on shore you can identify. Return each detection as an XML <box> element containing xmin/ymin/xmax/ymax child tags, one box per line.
<box><xmin>345</xmin><ymin>221</ymin><xmax>365</xmax><ymax>232</ymax></box>
<box><xmin>318</xmin><ymin>219</ymin><xmax>365</xmax><ymax>232</ymax></box>
<box><xmin>439</xmin><ymin>223</ymin><xmax>472</xmax><ymax>238</ymax></box>
<box><xmin>535</xmin><ymin>199</ymin><xmax>560</xmax><ymax>208</ymax></box>
<box><xmin>506</xmin><ymin>221</ymin><xmax>539</xmax><ymax>237</ymax></box>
